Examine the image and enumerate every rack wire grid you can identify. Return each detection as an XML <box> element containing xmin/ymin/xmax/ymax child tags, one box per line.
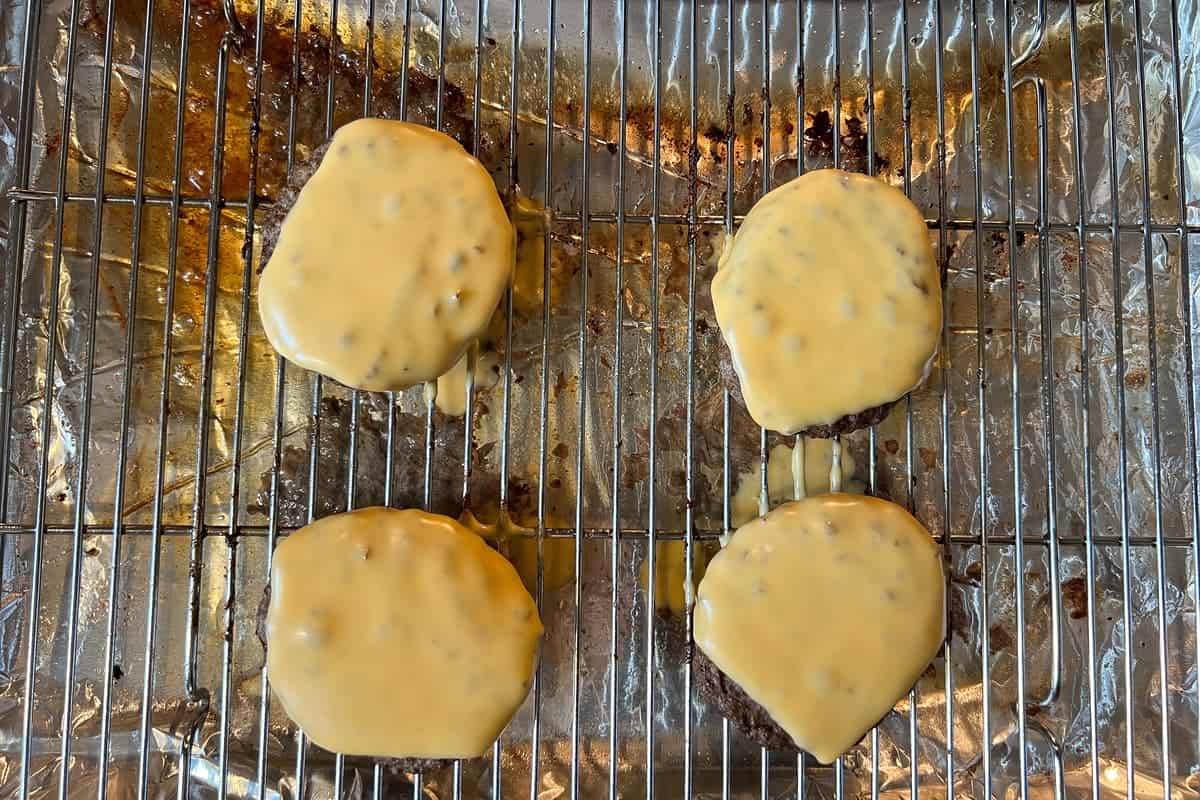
<box><xmin>1</xmin><ymin>0</ymin><xmax>1198</xmax><ymax>798</ymax></box>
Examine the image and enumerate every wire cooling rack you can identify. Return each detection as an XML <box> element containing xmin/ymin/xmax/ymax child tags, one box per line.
<box><xmin>0</xmin><ymin>0</ymin><xmax>1197</xmax><ymax>798</ymax></box>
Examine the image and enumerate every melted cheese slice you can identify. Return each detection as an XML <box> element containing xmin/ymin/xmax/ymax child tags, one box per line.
<box><xmin>694</xmin><ymin>494</ymin><xmax>945</xmax><ymax>763</ymax></box>
<box><xmin>712</xmin><ymin>169</ymin><xmax>941</xmax><ymax>433</ymax></box>
<box><xmin>266</xmin><ymin>507</ymin><xmax>543</xmax><ymax>759</ymax></box>
<box><xmin>731</xmin><ymin>439</ymin><xmax>859</xmax><ymax>526</ymax></box>
<box><xmin>258</xmin><ymin>119</ymin><xmax>514</xmax><ymax>391</ymax></box>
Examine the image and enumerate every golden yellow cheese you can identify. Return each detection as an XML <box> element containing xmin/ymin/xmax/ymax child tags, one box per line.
<box><xmin>694</xmin><ymin>494</ymin><xmax>945</xmax><ymax>763</ymax></box>
<box><xmin>258</xmin><ymin>119</ymin><xmax>514</xmax><ymax>391</ymax></box>
<box><xmin>459</xmin><ymin>508</ymin><xmax>576</xmax><ymax>595</ymax></box>
<box><xmin>434</xmin><ymin>346</ymin><xmax>500</xmax><ymax>417</ymax></box>
<box><xmin>265</xmin><ymin>507</ymin><xmax>543</xmax><ymax>759</ymax></box>
<box><xmin>712</xmin><ymin>169</ymin><xmax>941</xmax><ymax>433</ymax></box>
<box><xmin>731</xmin><ymin>438</ymin><xmax>859</xmax><ymax>526</ymax></box>
<box><xmin>638</xmin><ymin>540</ymin><xmax>713</xmax><ymax>614</ymax></box>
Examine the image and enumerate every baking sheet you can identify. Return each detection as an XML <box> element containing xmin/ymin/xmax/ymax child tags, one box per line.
<box><xmin>0</xmin><ymin>0</ymin><xmax>1198</xmax><ymax>797</ymax></box>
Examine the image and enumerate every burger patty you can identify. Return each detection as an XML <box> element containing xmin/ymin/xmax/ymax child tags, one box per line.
<box><xmin>693</xmin><ymin>646</ymin><xmax>799</xmax><ymax>753</ymax></box>
<box><xmin>694</xmin><ymin>644</ymin><xmax>902</xmax><ymax>761</ymax></box>
<box><xmin>257</xmin><ymin>140</ymin><xmax>330</xmax><ymax>271</ymax></box>
<box><xmin>256</xmin><ymin>585</ymin><xmax>456</xmax><ymax>773</ymax></box>
<box><xmin>717</xmin><ymin>340</ymin><xmax>898</xmax><ymax>438</ymax></box>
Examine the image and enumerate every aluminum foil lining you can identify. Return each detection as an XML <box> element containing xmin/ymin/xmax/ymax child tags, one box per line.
<box><xmin>1</xmin><ymin>0</ymin><xmax>1198</xmax><ymax>798</ymax></box>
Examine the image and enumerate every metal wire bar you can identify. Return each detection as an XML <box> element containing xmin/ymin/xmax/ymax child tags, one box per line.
<box><xmin>215</xmin><ymin>4</ymin><xmax>266</xmax><ymax>799</ymax></box>
<box><xmin>683</xmin><ymin>1</ymin><xmax>700</xmax><ymax>794</ymax></box>
<box><xmin>609</xmin><ymin>0</ymin><xmax>629</xmax><ymax>796</ymax></box>
<box><xmin>177</xmin><ymin>27</ymin><xmax>236</xmax><ymax>800</ymax></box>
<box><xmin>496</xmin><ymin>0</ymin><xmax>521</xmax><ymax>795</ymax></box>
<box><xmin>130</xmin><ymin>7</ymin><xmax>179</xmax><ymax>800</ymax></box>
<box><xmin>571</xmin><ymin>3</ymin><xmax>594</xmax><ymax>799</ymax></box>
<box><xmin>530</xmin><ymin>0</ymin><xmax>557</xmax><ymax>792</ymax></box>
<box><xmin>645</xmin><ymin>0</ymin><xmax>662</xmax><ymax>796</ymax></box>
<box><xmin>52</xmin><ymin>0</ymin><xmax>108</xmax><ymax>795</ymax></box>
<box><xmin>450</xmin><ymin>2</ymin><xmax>484</xmax><ymax>798</ymax></box>
<box><xmin>1062</xmin><ymin>5</ymin><xmax>1102</xmax><ymax>799</ymax></box>
<box><xmin>16</xmin><ymin>186</ymin><xmax>1200</xmax><ymax>237</ymax></box>
<box><xmin>293</xmin><ymin>0</ymin><xmax>316</xmax><ymax>790</ymax></box>
<box><xmin>757</xmin><ymin>4</ymin><xmax>772</xmax><ymax>794</ymax></box>
<box><xmin>896</xmin><ymin>3</ymin><xmax>921</xmax><ymax>795</ymax></box>
<box><xmin>1099</xmin><ymin>4</ymin><xmax>1137</xmax><ymax>796</ymax></box>
<box><xmin>0</xmin><ymin>0</ymin><xmax>41</xmax><ymax>523</ymax></box>
<box><xmin>0</xmin><ymin>521</ymin><xmax>1188</xmax><ymax>546</ymax></box>
<box><xmin>1167</xmin><ymin>0</ymin><xmax>1200</xmax><ymax>771</ymax></box>
<box><xmin>721</xmin><ymin>1</ymin><xmax>735</xmax><ymax>792</ymax></box>
<box><xmin>966</xmin><ymin>0</ymin><xmax>994</xmax><ymax>795</ymax></box>
<box><xmin>1129</xmin><ymin>1</ymin><xmax>1173</xmax><ymax>792</ymax></box>
<box><xmin>17</xmin><ymin>0</ymin><xmax>91</xmax><ymax>794</ymax></box>
<box><xmin>257</xmin><ymin>0</ymin><xmax>303</xmax><ymax>793</ymax></box>
<box><xmin>88</xmin><ymin>1</ymin><xmax>153</xmax><ymax>798</ymax></box>
<box><xmin>831</xmin><ymin>0</ymin><xmax>841</xmax><ymax>171</ymax></box>
<box><xmin>794</xmin><ymin>4</ymin><xmax>808</xmax><ymax>791</ymax></box>
<box><xmin>998</xmin><ymin>0</ymin><xmax>1031</xmax><ymax>796</ymax></box>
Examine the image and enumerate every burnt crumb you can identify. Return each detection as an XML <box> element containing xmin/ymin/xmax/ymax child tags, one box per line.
<box><xmin>884</xmin><ymin>439</ymin><xmax>900</xmax><ymax>455</ymax></box>
<box><xmin>1061</xmin><ymin>576</ymin><xmax>1090</xmax><ymax>620</ymax></box>
<box><xmin>988</xmin><ymin>624</ymin><xmax>1013</xmax><ymax>651</ymax></box>
<box><xmin>1124</xmin><ymin>366</ymin><xmax>1148</xmax><ymax>389</ymax></box>
<box><xmin>702</xmin><ymin>123</ymin><xmax>726</xmax><ymax>143</ymax></box>
<box><xmin>552</xmin><ymin>442</ymin><xmax>569</xmax><ymax>459</ymax></box>
<box><xmin>112</xmin><ymin>664</ymin><xmax>124</xmax><ymax>681</ymax></box>
<box><xmin>724</xmin><ymin>93</ymin><xmax>736</xmax><ymax>145</ymax></box>
<box><xmin>989</xmin><ymin>231</ymin><xmax>1007</xmax><ymax>256</ymax></box>
<box><xmin>803</xmin><ymin>111</ymin><xmax>888</xmax><ymax>174</ymax></box>
<box><xmin>962</xmin><ymin>561</ymin><xmax>983</xmax><ymax>586</ymax></box>
<box><xmin>622</xmin><ymin>452</ymin><xmax>649</xmax><ymax>488</ymax></box>
<box><xmin>1015</xmin><ymin>230</ymin><xmax>1028</xmax><ymax>248</ymax></box>
<box><xmin>948</xmin><ymin>589</ymin><xmax>971</xmax><ymax>639</ymax></box>
<box><xmin>804</xmin><ymin>110</ymin><xmax>834</xmax><ymax>153</ymax></box>
<box><xmin>626</xmin><ymin>104</ymin><xmax>657</xmax><ymax>143</ymax></box>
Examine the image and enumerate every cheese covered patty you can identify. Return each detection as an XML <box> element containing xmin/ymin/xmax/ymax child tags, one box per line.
<box><xmin>712</xmin><ymin>169</ymin><xmax>941</xmax><ymax>434</ymax></box>
<box><xmin>258</xmin><ymin>119</ymin><xmax>514</xmax><ymax>391</ymax></box>
<box><xmin>265</xmin><ymin>507</ymin><xmax>543</xmax><ymax>759</ymax></box>
<box><xmin>694</xmin><ymin>495</ymin><xmax>945</xmax><ymax>763</ymax></box>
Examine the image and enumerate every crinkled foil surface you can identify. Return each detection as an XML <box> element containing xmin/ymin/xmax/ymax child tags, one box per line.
<box><xmin>1</xmin><ymin>0</ymin><xmax>1199</xmax><ymax>798</ymax></box>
